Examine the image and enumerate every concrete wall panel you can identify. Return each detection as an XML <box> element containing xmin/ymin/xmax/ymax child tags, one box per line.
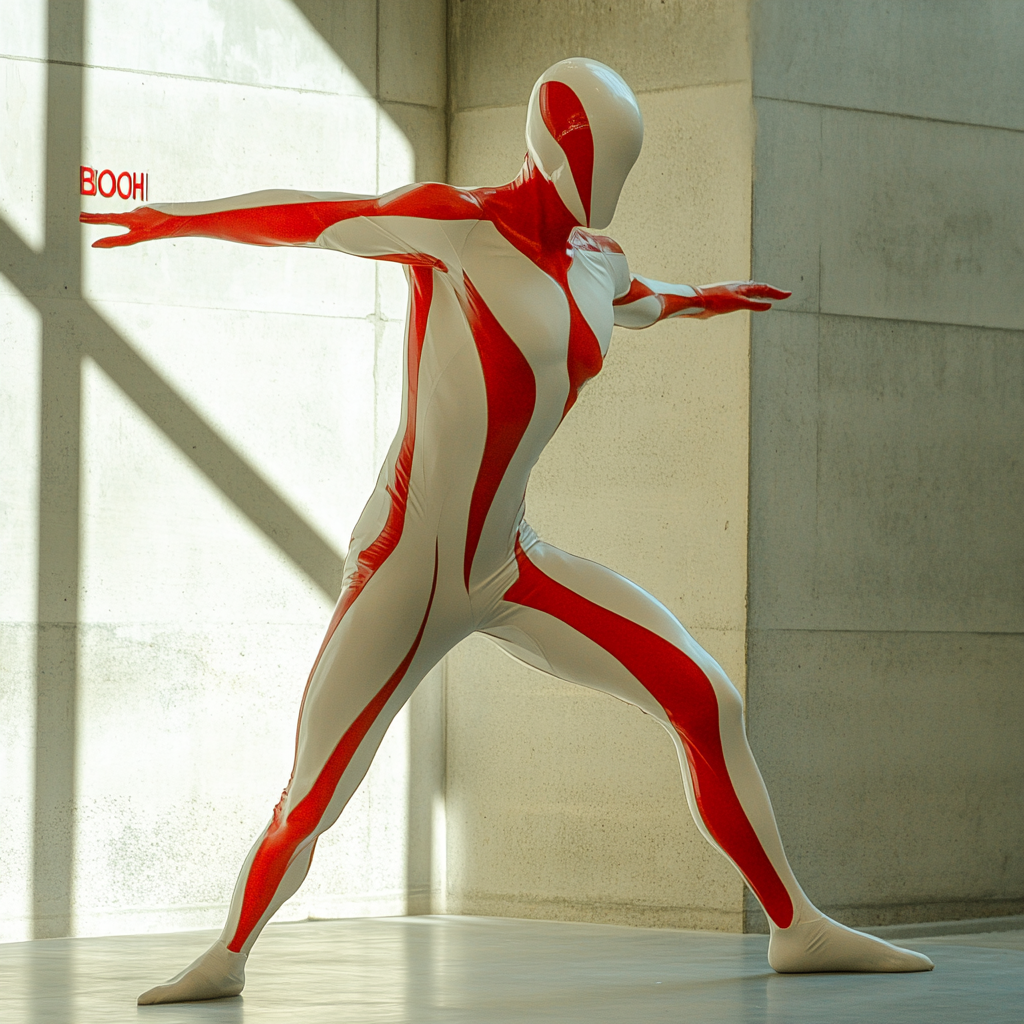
<box><xmin>754</xmin><ymin>99</ymin><xmax>1024</xmax><ymax>331</ymax></box>
<box><xmin>448</xmin><ymin>104</ymin><xmax>527</xmax><ymax>188</ymax></box>
<box><xmin>450</xmin><ymin>0</ymin><xmax>751</xmax><ymax>111</ymax></box>
<box><xmin>0</xmin><ymin>296</ymin><xmax>39</xmax><ymax>942</ymax></box>
<box><xmin>78</xmin><ymin>311</ymin><xmax>377</xmax><ymax>610</ymax></box>
<box><xmin>753</xmin><ymin>0</ymin><xmax>1024</xmax><ymax>131</ymax></box>
<box><xmin>0</xmin><ymin>625</ymin><xmax>34</xmax><ymax>941</ymax></box>
<box><xmin>85</xmin><ymin>0</ymin><xmax>371</xmax><ymax>96</ymax></box>
<box><xmin>748</xmin><ymin>0</ymin><xmax>1024</xmax><ymax>930</ymax></box>
<box><xmin>0</xmin><ymin>295</ymin><xmax>41</xmax><ymax>622</ymax></box>
<box><xmin>819</xmin><ymin>108</ymin><xmax>1024</xmax><ymax>331</ymax></box>
<box><xmin>382</xmin><ymin>102</ymin><xmax>447</xmax><ymax>183</ymax></box>
<box><xmin>750</xmin><ymin>311</ymin><xmax>1024</xmax><ymax>634</ymax></box>
<box><xmin>0</xmin><ymin>0</ymin><xmax>46</xmax><ymax>62</ymax></box>
<box><xmin>750</xmin><ymin>98</ymin><xmax>820</xmax><ymax>312</ymax></box>
<box><xmin>0</xmin><ymin>54</ymin><xmax>47</xmax><ymax>249</ymax></box>
<box><xmin>746</xmin><ymin>628</ymin><xmax>1024</xmax><ymax>927</ymax></box>
<box><xmin>379</xmin><ymin>0</ymin><xmax>446</xmax><ymax>108</ymax></box>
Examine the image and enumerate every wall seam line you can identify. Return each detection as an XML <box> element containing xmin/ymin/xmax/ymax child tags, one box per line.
<box><xmin>0</xmin><ymin>51</ymin><xmax>367</xmax><ymax>98</ymax></box>
<box><xmin>768</xmin><ymin>308</ymin><xmax>1024</xmax><ymax>337</ymax></box>
<box><xmin>753</xmin><ymin>92</ymin><xmax>1024</xmax><ymax>135</ymax></box>
<box><xmin>451</xmin><ymin>78</ymin><xmax>753</xmax><ymax>116</ymax></box>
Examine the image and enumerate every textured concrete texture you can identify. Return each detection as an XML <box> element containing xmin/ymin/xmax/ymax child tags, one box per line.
<box><xmin>1</xmin><ymin>918</ymin><xmax>1020</xmax><ymax>1024</ymax></box>
<box><xmin>746</xmin><ymin>0</ymin><xmax>1024</xmax><ymax>931</ymax></box>
<box><xmin>753</xmin><ymin>99</ymin><xmax>1024</xmax><ymax>330</ymax></box>
<box><xmin>748</xmin><ymin>312</ymin><xmax>1024</xmax><ymax>633</ymax></box>
<box><xmin>0</xmin><ymin>0</ymin><xmax>448</xmax><ymax>941</ymax></box>
<box><xmin>752</xmin><ymin>0</ymin><xmax>1024</xmax><ymax>131</ymax></box>
<box><xmin>745</xmin><ymin>629</ymin><xmax>1024</xmax><ymax>928</ymax></box>
<box><xmin>449</xmin><ymin>0</ymin><xmax>752</xmax><ymax>110</ymax></box>
<box><xmin>445</xmin><ymin>20</ymin><xmax>756</xmax><ymax>929</ymax></box>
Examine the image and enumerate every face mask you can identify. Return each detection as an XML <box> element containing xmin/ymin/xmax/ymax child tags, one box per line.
<box><xmin>525</xmin><ymin>57</ymin><xmax>644</xmax><ymax>230</ymax></box>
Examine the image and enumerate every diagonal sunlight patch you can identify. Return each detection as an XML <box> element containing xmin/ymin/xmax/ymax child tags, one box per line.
<box><xmin>0</xmin><ymin>202</ymin><xmax>346</xmax><ymax>599</ymax></box>
<box><xmin>80</xmin><ymin>302</ymin><xmax>347</xmax><ymax>599</ymax></box>
<box><xmin>0</xmin><ymin>0</ymin><xmax>434</xmax><ymax>942</ymax></box>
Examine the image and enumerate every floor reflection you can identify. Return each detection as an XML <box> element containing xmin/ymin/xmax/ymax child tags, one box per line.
<box><xmin>0</xmin><ymin>917</ymin><xmax>1020</xmax><ymax>1023</ymax></box>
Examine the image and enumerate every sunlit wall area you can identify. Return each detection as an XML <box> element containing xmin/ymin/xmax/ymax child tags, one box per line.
<box><xmin>0</xmin><ymin>0</ymin><xmax>447</xmax><ymax>942</ymax></box>
<box><xmin>0</xmin><ymin>293</ymin><xmax>41</xmax><ymax>945</ymax></box>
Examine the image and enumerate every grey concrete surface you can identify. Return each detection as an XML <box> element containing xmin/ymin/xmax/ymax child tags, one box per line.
<box><xmin>450</xmin><ymin>0</ymin><xmax>751</xmax><ymax>111</ymax></box>
<box><xmin>379</xmin><ymin>0</ymin><xmax>446</xmax><ymax>108</ymax></box>
<box><xmin>381</xmin><ymin>101</ymin><xmax>447</xmax><ymax>183</ymax></box>
<box><xmin>750</xmin><ymin>99</ymin><xmax>822</xmax><ymax>312</ymax></box>
<box><xmin>748</xmin><ymin>311</ymin><xmax>1024</xmax><ymax>633</ymax></box>
<box><xmin>747</xmin><ymin>0</ymin><xmax>1024</xmax><ymax>933</ymax></box>
<box><xmin>1</xmin><ymin>917</ymin><xmax>1021</xmax><ymax>1024</ymax></box>
<box><xmin>745</xmin><ymin>628</ymin><xmax>1024</xmax><ymax>928</ymax></box>
<box><xmin>753</xmin><ymin>99</ymin><xmax>1024</xmax><ymax>330</ymax></box>
<box><xmin>753</xmin><ymin>0</ymin><xmax>1024</xmax><ymax>131</ymax></box>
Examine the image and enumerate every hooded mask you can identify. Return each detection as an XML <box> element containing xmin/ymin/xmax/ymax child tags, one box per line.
<box><xmin>525</xmin><ymin>57</ymin><xmax>644</xmax><ymax>230</ymax></box>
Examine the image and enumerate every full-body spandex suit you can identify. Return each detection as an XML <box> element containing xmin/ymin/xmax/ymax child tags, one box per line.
<box><xmin>83</xmin><ymin>59</ymin><xmax>932</xmax><ymax>1004</ymax></box>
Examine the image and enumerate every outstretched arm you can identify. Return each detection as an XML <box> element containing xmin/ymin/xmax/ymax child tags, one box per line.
<box><xmin>613</xmin><ymin>274</ymin><xmax>790</xmax><ymax>328</ymax></box>
<box><xmin>80</xmin><ymin>184</ymin><xmax>480</xmax><ymax>267</ymax></box>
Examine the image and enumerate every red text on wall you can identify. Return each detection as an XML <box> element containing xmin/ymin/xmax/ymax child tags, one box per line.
<box><xmin>81</xmin><ymin>166</ymin><xmax>148</xmax><ymax>202</ymax></box>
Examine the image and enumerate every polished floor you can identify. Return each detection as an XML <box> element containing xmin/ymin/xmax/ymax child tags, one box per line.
<box><xmin>2</xmin><ymin>916</ymin><xmax>1022</xmax><ymax>1023</ymax></box>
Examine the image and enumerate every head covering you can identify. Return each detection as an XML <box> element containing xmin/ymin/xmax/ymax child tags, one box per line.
<box><xmin>525</xmin><ymin>57</ymin><xmax>644</xmax><ymax>230</ymax></box>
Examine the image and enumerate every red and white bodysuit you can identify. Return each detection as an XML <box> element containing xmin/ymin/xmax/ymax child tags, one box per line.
<box><xmin>83</xmin><ymin>58</ymin><xmax>932</xmax><ymax>1004</ymax></box>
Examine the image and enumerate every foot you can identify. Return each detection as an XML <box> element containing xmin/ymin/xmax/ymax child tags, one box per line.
<box><xmin>768</xmin><ymin>914</ymin><xmax>934</xmax><ymax>973</ymax></box>
<box><xmin>137</xmin><ymin>940</ymin><xmax>247</xmax><ymax>1005</ymax></box>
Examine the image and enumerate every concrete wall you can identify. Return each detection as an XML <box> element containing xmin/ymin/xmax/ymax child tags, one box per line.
<box><xmin>444</xmin><ymin>0</ymin><xmax>758</xmax><ymax>930</ymax></box>
<box><xmin>746</xmin><ymin>0</ymin><xmax>1024</xmax><ymax>929</ymax></box>
<box><xmin>5</xmin><ymin>0</ymin><xmax>1018</xmax><ymax>947</ymax></box>
<box><xmin>0</xmin><ymin>0</ymin><xmax>447</xmax><ymax>941</ymax></box>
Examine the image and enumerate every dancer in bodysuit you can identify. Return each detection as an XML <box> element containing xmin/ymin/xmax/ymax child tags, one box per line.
<box><xmin>82</xmin><ymin>58</ymin><xmax>933</xmax><ymax>1004</ymax></box>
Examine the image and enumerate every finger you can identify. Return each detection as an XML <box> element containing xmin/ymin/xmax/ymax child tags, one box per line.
<box><xmin>80</xmin><ymin>212</ymin><xmax>131</xmax><ymax>226</ymax></box>
<box><xmin>91</xmin><ymin>232</ymin><xmax>134</xmax><ymax>248</ymax></box>
<box><xmin>739</xmin><ymin>283</ymin><xmax>791</xmax><ymax>300</ymax></box>
<box><xmin>743</xmin><ymin>299</ymin><xmax>773</xmax><ymax>312</ymax></box>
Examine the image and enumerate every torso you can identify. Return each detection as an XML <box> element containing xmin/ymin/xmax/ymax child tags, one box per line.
<box><xmin>345</xmin><ymin>178</ymin><xmax>631</xmax><ymax>598</ymax></box>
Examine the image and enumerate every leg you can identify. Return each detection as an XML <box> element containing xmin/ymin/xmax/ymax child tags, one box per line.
<box><xmin>480</xmin><ymin>534</ymin><xmax>932</xmax><ymax>973</ymax></box>
<box><xmin>139</xmin><ymin>545</ymin><xmax>450</xmax><ymax>1004</ymax></box>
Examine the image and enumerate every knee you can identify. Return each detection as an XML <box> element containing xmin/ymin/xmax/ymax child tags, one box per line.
<box><xmin>704</xmin><ymin>665</ymin><xmax>744</xmax><ymax>717</ymax></box>
<box><xmin>660</xmin><ymin>650</ymin><xmax>745</xmax><ymax>737</ymax></box>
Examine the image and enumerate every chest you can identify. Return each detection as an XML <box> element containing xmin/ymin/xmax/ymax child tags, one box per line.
<box><xmin>564</xmin><ymin>236</ymin><xmax>627</xmax><ymax>357</ymax></box>
<box><xmin>457</xmin><ymin>222</ymin><xmax>624</xmax><ymax>369</ymax></box>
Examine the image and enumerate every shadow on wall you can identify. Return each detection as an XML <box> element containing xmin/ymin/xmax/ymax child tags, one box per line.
<box><xmin>0</xmin><ymin>0</ymin><xmax>437</xmax><ymax>940</ymax></box>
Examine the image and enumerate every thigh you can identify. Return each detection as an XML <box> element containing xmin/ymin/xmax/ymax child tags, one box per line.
<box><xmin>479</xmin><ymin>536</ymin><xmax>742</xmax><ymax>726</ymax></box>
<box><xmin>288</xmin><ymin>538</ymin><xmax>460</xmax><ymax>809</ymax></box>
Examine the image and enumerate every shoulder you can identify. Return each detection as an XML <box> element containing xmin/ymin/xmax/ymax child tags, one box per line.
<box><xmin>571</xmin><ymin>229</ymin><xmax>631</xmax><ymax>296</ymax></box>
<box><xmin>375</xmin><ymin>182</ymin><xmax>483</xmax><ymax>220</ymax></box>
<box><xmin>571</xmin><ymin>229</ymin><xmax>624</xmax><ymax>256</ymax></box>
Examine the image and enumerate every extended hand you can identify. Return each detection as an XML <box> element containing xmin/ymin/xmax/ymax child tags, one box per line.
<box><xmin>692</xmin><ymin>281</ymin><xmax>791</xmax><ymax>319</ymax></box>
<box><xmin>80</xmin><ymin>207</ymin><xmax>179</xmax><ymax>248</ymax></box>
